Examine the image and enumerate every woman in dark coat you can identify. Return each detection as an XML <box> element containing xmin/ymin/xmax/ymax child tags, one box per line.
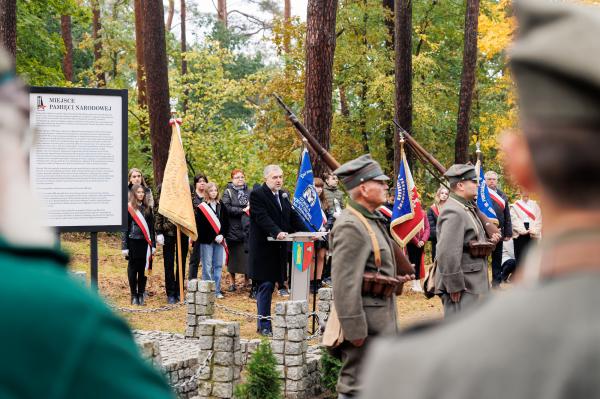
<box><xmin>122</xmin><ymin>184</ymin><xmax>155</xmax><ymax>305</ymax></box>
<box><xmin>188</xmin><ymin>173</ymin><xmax>208</xmax><ymax>280</ymax></box>
<box><xmin>222</xmin><ymin>169</ymin><xmax>251</xmax><ymax>292</ymax></box>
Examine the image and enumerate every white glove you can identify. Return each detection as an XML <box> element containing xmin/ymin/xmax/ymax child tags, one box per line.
<box><xmin>152</xmin><ymin>247</ymin><xmax>156</xmax><ymax>255</ymax></box>
<box><xmin>215</xmin><ymin>234</ymin><xmax>224</xmax><ymax>244</ymax></box>
<box><xmin>156</xmin><ymin>234</ymin><xmax>165</xmax><ymax>246</ymax></box>
<box><xmin>319</xmin><ymin>226</ymin><xmax>327</xmax><ymax>232</ymax></box>
<box><xmin>333</xmin><ymin>211</ymin><xmax>341</xmax><ymax>219</ymax></box>
<box><xmin>122</xmin><ymin>249</ymin><xmax>129</xmax><ymax>257</ymax></box>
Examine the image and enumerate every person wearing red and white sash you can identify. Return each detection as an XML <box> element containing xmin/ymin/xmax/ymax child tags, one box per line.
<box><xmin>510</xmin><ymin>191</ymin><xmax>542</xmax><ymax>266</ymax></box>
<box><xmin>427</xmin><ymin>185</ymin><xmax>449</xmax><ymax>262</ymax></box>
<box><xmin>485</xmin><ymin>170</ymin><xmax>514</xmax><ymax>288</ymax></box>
<box><xmin>195</xmin><ymin>182</ymin><xmax>230</xmax><ymax>299</ymax></box>
<box><xmin>122</xmin><ymin>184</ymin><xmax>156</xmax><ymax>305</ymax></box>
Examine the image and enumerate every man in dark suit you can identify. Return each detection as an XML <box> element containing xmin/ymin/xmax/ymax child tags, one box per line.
<box><xmin>485</xmin><ymin>170</ymin><xmax>513</xmax><ymax>288</ymax></box>
<box><xmin>248</xmin><ymin>165</ymin><xmax>306</xmax><ymax>336</ymax></box>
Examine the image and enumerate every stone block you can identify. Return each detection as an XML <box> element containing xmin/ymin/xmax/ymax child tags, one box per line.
<box><xmin>197</xmin><ymin>335</ymin><xmax>213</xmax><ymax>350</ymax></box>
<box><xmin>301</xmin><ymin>301</ymin><xmax>309</xmax><ymax>313</ymax></box>
<box><xmin>287</xmin><ymin>392</ymin><xmax>307</xmax><ymax>399</ymax></box>
<box><xmin>188</xmin><ymin>279</ymin><xmax>198</xmax><ymax>291</ymax></box>
<box><xmin>275</xmin><ymin>364</ymin><xmax>285</xmax><ymax>378</ymax></box>
<box><xmin>307</xmin><ymin>358</ymin><xmax>318</xmax><ymax>372</ymax></box>
<box><xmin>273</xmin><ymin>315</ymin><xmax>286</xmax><ymax>328</ymax></box>
<box><xmin>274</xmin><ymin>353</ymin><xmax>284</xmax><ymax>365</ymax></box>
<box><xmin>285</xmin><ymin>355</ymin><xmax>304</xmax><ymax>367</ymax></box>
<box><xmin>233</xmin><ymin>367</ymin><xmax>241</xmax><ymax>379</ymax></box>
<box><xmin>286</xmin><ymin>379</ymin><xmax>306</xmax><ymax>391</ymax></box>
<box><xmin>317</xmin><ymin>301</ymin><xmax>330</xmax><ymax>312</ymax></box>
<box><xmin>286</xmin><ymin>366</ymin><xmax>306</xmax><ymax>381</ymax></box>
<box><xmin>285</xmin><ymin>315</ymin><xmax>306</xmax><ymax>329</ymax></box>
<box><xmin>198</xmin><ymin>280</ymin><xmax>215</xmax><ymax>293</ymax></box>
<box><xmin>187</xmin><ymin>314</ymin><xmax>197</xmax><ymax>327</ymax></box>
<box><xmin>286</xmin><ymin>301</ymin><xmax>305</xmax><ymax>316</ymax></box>
<box><xmin>186</xmin><ymin>292</ymin><xmax>196</xmax><ymax>304</ymax></box>
<box><xmin>195</xmin><ymin>304</ymin><xmax>209</xmax><ymax>315</ymax></box>
<box><xmin>198</xmin><ymin>381</ymin><xmax>212</xmax><ymax>396</ymax></box>
<box><xmin>285</xmin><ymin>341</ymin><xmax>304</xmax><ymax>355</ymax></box>
<box><xmin>318</xmin><ymin>287</ymin><xmax>332</xmax><ymax>300</ymax></box>
<box><xmin>214</xmin><ymin>351</ymin><xmax>234</xmax><ymax>366</ymax></box>
<box><xmin>287</xmin><ymin>328</ymin><xmax>306</xmax><ymax>342</ymax></box>
<box><xmin>196</xmin><ymin>322</ymin><xmax>215</xmax><ymax>336</ymax></box>
<box><xmin>213</xmin><ymin>366</ymin><xmax>233</xmax><ymax>382</ymax></box>
<box><xmin>273</xmin><ymin>327</ymin><xmax>285</xmax><ymax>340</ymax></box>
<box><xmin>185</xmin><ymin>327</ymin><xmax>195</xmax><ymax>338</ymax></box>
<box><xmin>247</xmin><ymin>339</ymin><xmax>261</xmax><ymax>353</ymax></box>
<box><xmin>187</xmin><ymin>304</ymin><xmax>197</xmax><ymax>314</ymax></box>
<box><xmin>212</xmin><ymin>382</ymin><xmax>233</xmax><ymax>398</ymax></box>
<box><xmin>215</xmin><ymin>322</ymin><xmax>236</xmax><ymax>337</ymax></box>
<box><xmin>274</xmin><ymin>302</ymin><xmax>286</xmax><ymax>315</ymax></box>
<box><xmin>198</xmin><ymin>363</ymin><xmax>212</xmax><ymax>380</ymax></box>
<box><xmin>214</xmin><ymin>336</ymin><xmax>233</xmax><ymax>351</ymax></box>
<box><xmin>196</xmin><ymin>292</ymin><xmax>216</xmax><ymax>305</ymax></box>
<box><xmin>271</xmin><ymin>340</ymin><xmax>284</xmax><ymax>354</ymax></box>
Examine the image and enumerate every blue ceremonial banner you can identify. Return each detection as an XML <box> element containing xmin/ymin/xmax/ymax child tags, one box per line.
<box><xmin>293</xmin><ymin>149</ymin><xmax>324</xmax><ymax>231</ymax></box>
<box><xmin>476</xmin><ymin>160</ymin><xmax>498</xmax><ymax>224</ymax></box>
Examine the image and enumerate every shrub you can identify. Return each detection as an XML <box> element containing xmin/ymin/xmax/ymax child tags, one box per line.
<box><xmin>234</xmin><ymin>339</ymin><xmax>282</xmax><ymax>399</ymax></box>
<box><xmin>320</xmin><ymin>347</ymin><xmax>342</xmax><ymax>395</ymax></box>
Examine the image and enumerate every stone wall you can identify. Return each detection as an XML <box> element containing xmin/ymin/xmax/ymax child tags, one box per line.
<box><xmin>185</xmin><ymin>280</ymin><xmax>216</xmax><ymax>339</ymax></box>
<box><xmin>316</xmin><ymin>288</ymin><xmax>333</xmax><ymax>330</ymax></box>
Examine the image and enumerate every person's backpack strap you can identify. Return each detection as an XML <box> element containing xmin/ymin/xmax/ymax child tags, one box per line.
<box><xmin>347</xmin><ymin>206</ymin><xmax>382</xmax><ymax>269</ymax></box>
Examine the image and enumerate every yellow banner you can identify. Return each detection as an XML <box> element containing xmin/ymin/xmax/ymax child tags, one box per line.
<box><xmin>158</xmin><ymin>122</ymin><xmax>198</xmax><ymax>241</ymax></box>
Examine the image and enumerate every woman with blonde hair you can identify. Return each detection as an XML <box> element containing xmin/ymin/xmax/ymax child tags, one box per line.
<box><xmin>427</xmin><ymin>185</ymin><xmax>449</xmax><ymax>262</ymax></box>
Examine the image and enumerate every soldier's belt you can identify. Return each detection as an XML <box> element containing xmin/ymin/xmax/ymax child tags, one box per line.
<box><xmin>467</xmin><ymin>240</ymin><xmax>496</xmax><ymax>258</ymax></box>
<box><xmin>362</xmin><ymin>272</ymin><xmax>400</xmax><ymax>298</ymax></box>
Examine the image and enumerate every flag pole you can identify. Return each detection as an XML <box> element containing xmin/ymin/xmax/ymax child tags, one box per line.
<box><xmin>177</xmin><ymin>225</ymin><xmax>184</xmax><ymax>301</ymax></box>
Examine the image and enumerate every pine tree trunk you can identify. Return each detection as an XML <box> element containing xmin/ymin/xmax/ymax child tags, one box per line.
<box><xmin>60</xmin><ymin>15</ymin><xmax>74</xmax><ymax>82</ymax></box>
<box><xmin>394</xmin><ymin>0</ymin><xmax>412</xmax><ymax>175</ymax></box>
<box><xmin>304</xmin><ymin>0</ymin><xmax>338</xmax><ymax>177</ymax></box>
<box><xmin>166</xmin><ymin>0</ymin><xmax>175</xmax><ymax>31</ymax></box>
<box><xmin>455</xmin><ymin>0</ymin><xmax>479</xmax><ymax>164</ymax></box>
<box><xmin>383</xmin><ymin>0</ymin><xmax>395</xmax><ymax>175</ymax></box>
<box><xmin>91</xmin><ymin>0</ymin><xmax>105</xmax><ymax>87</ymax></box>
<box><xmin>0</xmin><ymin>0</ymin><xmax>17</xmax><ymax>59</ymax></box>
<box><xmin>181</xmin><ymin>0</ymin><xmax>188</xmax><ymax>113</ymax></box>
<box><xmin>134</xmin><ymin>0</ymin><xmax>146</xmax><ymax>107</ymax></box>
<box><xmin>218</xmin><ymin>0</ymin><xmax>227</xmax><ymax>27</ymax></box>
<box><xmin>283</xmin><ymin>0</ymin><xmax>291</xmax><ymax>53</ymax></box>
<box><xmin>143</xmin><ymin>0</ymin><xmax>171</xmax><ymax>185</ymax></box>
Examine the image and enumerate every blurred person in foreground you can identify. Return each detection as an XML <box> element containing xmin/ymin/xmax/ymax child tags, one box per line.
<box><xmin>361</xmin><ymin>1</ymin><xmax>600</xmax><ymax>398</ymax></box>
<box><xmin>0</xmin><ymin>47</ymin><xmax>173</xmax><ymax>398</ymax></box>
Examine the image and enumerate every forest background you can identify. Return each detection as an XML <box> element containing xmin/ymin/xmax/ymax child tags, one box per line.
<box><xmin>4</xmin><ymin>0</ymin><xmax>599</xmax><ymax>202</ymax></box>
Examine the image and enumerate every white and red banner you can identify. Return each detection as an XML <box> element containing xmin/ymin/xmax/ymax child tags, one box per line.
<box><xmin>515</xmin><ymin>200</ymin><xmax>536</xmax><ymax>221</ymax></box>
<box><xmin>127</xmin><ymin>204</ymin><xmax>153</xmax><ymax>273</ymax></box>
<box><xmin>488</xmin><ymin>189</ymin><xmax>506</xmax><ymax>210</ymax></box>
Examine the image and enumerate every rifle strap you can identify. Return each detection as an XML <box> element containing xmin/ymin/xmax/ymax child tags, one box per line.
<box><xmin>347</xmin><ymin>206</ymin><xmax>382</xmax><ymax>269</ymax></box>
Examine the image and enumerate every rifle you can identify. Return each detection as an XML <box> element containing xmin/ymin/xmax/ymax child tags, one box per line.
<box><xmin>392</xmin><ymin>120</ymin><xmax>501</xmax><ymax>240</ymax></box>
<box><xmin>274</xmin><ymin>94</ymin><xmax>415</xmax><ymax>278</ymax></box>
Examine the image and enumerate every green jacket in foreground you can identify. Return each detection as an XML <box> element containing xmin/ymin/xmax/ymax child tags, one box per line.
<box><xmin>0</xmin><ymin>236</ymin><xmax>174</xmax><ymax>399</ymax></box>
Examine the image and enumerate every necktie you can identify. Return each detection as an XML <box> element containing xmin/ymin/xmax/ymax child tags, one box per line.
<box><xmin>274</xmin><ymin>193</ymin><xmax>282</xmax><ymax>210</ymax></box>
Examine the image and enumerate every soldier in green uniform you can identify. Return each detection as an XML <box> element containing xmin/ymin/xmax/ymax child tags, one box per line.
<box><xmin>330</xmin><ymin>154</ymin><xmax>410</xmax><ymax>399</ymax></box>
<box><xmin>435</xmin><ymin>164</ymin><xmax>498</xmax><ymax>315</ymax></box>
<box><xmin>0</xmin><ymin>47</ymin><xmax>174</xmax><ymax>398</ymax></box>
<box><xmin>360</xmin><ymin>1</ymin><xmax>600</xmax><ymax>398</ymax></box>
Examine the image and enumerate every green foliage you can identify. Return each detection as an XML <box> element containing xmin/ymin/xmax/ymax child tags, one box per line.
<box><xmin>320</xmin><ymin>347</ymin><xmax>342</xmax><ymax>394</ymax></box>
<box><xmin>234</xmin><ymin>339</ymin><xmax>282</xmax><ymax>399</ymax></box>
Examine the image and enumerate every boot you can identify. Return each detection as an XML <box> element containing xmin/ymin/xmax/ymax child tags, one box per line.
<box><xmin>137</xmin><ymin>293</ymin><xmax>145</xmax><ymax>306</ymax></box>
<box><xmin>131</xmin><ymin>295</ymin><xmax>139</xmax><ymax>305</ymax></box>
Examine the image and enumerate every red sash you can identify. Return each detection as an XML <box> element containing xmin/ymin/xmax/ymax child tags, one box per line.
<box><xmin>199</xmin><ymin>202</ymin><xmax>229</xmax><ymax>264</ymax></box>
<box><xmin>378</xmin><ymin>205</ymin><xmax>392</xmax><ymax>218</ymax></box>
<box><xmin>488</xmin><ymin>189</ymin><xmax>506</xmax><ymax>210</ymax></box>
<box><xmin>431</xmin><ymin>204</ymin><xmax>439</xmax><ymax>217</ymax></box>
<box><xmin>515</xmin><ymin>200</ymin><xmax>536</xmax><ymax>221</ymax></box>
<box><xmin>127</xmin><ymin>204</ymin><xmax>153</xmax><ymax>273</ymax></box>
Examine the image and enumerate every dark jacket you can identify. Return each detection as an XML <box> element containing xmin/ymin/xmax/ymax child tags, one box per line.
<box><xmin>122</xmin><ymin>204</ymin><xmax>155</xmax><ymax>250</ymax></box>
<box><xmin>222</xmin><ymin>182</ymin><xmax>251</xmax><ymax>242</ymax></box>
<box><xmin>195</xmin><ymin>201</ymin><xmax>230</xmax><ymax>244</ymax></box>
<box><xmin>427</xmin><ymin>205</ymin><xmax>440</xmax><ymax>242</ymax></box>
<box><xmin>248</xmin><ymin>183</ymin><xmax>306</xmax><ymax>282</ymax></box>
<box><xmin>490</xmin><ymin>188</ymin><xmax>513</xmax><ymax>239</ymax></box>
<box><xmin>154</xmin><ymin>190</ymin><xmax>176</xmax><ymax>237</ymax></box>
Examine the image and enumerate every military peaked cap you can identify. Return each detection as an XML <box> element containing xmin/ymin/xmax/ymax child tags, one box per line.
<box><xmin>444</xmin><ymin>164</ymin><xmax>477</xmax><ymax>184</ymax></box>
<box><xmin>510</xmin><ymin>0</ymin><xmax>600</xmax><ymax>124</ymax></box>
